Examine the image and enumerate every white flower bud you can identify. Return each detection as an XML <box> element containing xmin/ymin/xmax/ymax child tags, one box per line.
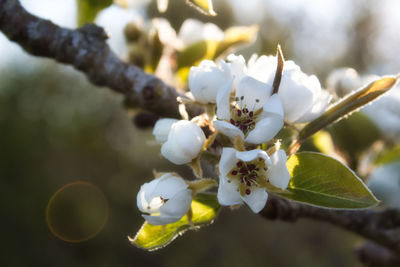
<box><xmin>152</xmin><ymin>118</ymin><xmax>178</xmax><ymax>143</ymax></box>
<box><xmin>137</xmin><ymin>173</ymin><xmax>192</xmax><ymax>225</ymax></box>
<box><xmin>189</xmin><ymin>60</ymin><xmax>231</xmax><ymax>104</ymax></box>
<box><xmin>161</xmin><ymin>120</ymin><xmax>206</xmax><ymax>165</ymax></box>
<box><xmin>326</xmin><ymin>68</ymin><xmax>359</xmax><ymax>97</ymax></box>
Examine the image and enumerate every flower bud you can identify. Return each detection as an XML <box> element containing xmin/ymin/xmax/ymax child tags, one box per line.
<box><xmin>137</xmin><ymin>173</ymin><xmax>192</xmax><ymax>225</ymax></box>
<box><xmin>161</xmin><ymin>120</ymin><xmax>206</xmax><ymax>165</ymax></box>
<box><xmin>152</xmin><ymin>118</ymin><xmax>178</xmax><ymax>143</ymax></box>
<box><xmin>189</xmin><ymin>60</ymin><xmax>231</xmax><ymax>104</ymax></box>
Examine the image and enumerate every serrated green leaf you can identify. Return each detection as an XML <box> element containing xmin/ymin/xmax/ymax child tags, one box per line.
<box><xmin>76</xmin><ymin>0</ymin><xmax>113</xmax><ymax>26</ymax></box>
<box><xmin>298</xmin><ymin>76</ymin><xmax>398</xmax><ymax>142</ymax></box>
<box><xmin>185</xmin><ymin>0</ymin><xmax>217</xmax><ymax>16</ymax></box>
<box><xmin>278</xmin><ymin>152</ymin><xmax>379</xmax><ymax>209</ymax></box>
<box><xmin>129</xmin><ymin>193</ymin><xmax>220</xmax><ymax>251</ymax></box>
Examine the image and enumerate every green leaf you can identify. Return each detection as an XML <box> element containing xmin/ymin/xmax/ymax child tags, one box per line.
<box><xmin>213</xmin><ymin>25</ymin><xmax>258</xmax><ymax>59</ymax></box>
<box><xmin>76</xmin><ymin>0</ymin><xmax>113</xmax><ymax>26</ymax></box>
<box><xmin>298</xmin><ymin>76</ymin><xmax>398</xmax><ymax>142</ymax></box>
<box><xmin>185</xmin><ymin>0</ymin><xmax>217</xmax><ymax>16</ymax></box>
<box><xmin>329</xmin><ymin>112</ymin><xmax>381</xmax><ymax>156</ymax></box>
<box><xmin>279</xmin><ymin>152</ymin><xmax>379</xmax><ymax>209</ymax></box>
<box><xmin>129</xmin><ymin>193</ymin><xmax>220</xmax><ymax>251</ymax></box>
<box><xmin>375</xmin><ymin>146</ymin><xmax>400</xmax><ymax>165</ymax></box>
<box><xmin>177</xmin><ymin>25</ymin><xmax>258</xmax><ymax>70</ymax></box>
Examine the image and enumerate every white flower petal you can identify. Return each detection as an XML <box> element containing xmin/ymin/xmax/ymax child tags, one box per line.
<box><xmin>161</xmin><ymin>120</ymin><xmax>205</xmax><ymax>164</ymax></box>
<box><xmin>236</xmin><ymin>76</ymin><xmax>272</xmax><ymax>111</ymax></box>
<box><xmin>142</xmin><ymin>214</ymin><xmax>181</xmax><ymax>225</ymax></box>
<box><xmin>262</xmin><ymin>94</ymin><xmax>284</xmax><ymax>118</ymax></box>
<box><xmin>152</xmin><ymin>118</ymin><xmax>178</xmax><ymax>143</ymax></box>
<box><xmin>295</xmin><ymin>89</ymin><xmax>332</xmax><ymax>123</ymax></box>
<box><xmin>217</xmin><ymin>176</ymin><xmax>243</xmax><ymax>206</ymax></box>
<box><xmin>247</xmin><ymin>55</ymin><xmax>276</xmax><ymax>85</ymax></box>
<box><xmin>219</xmin><ymin>147</ymin><xmax>238</xmax><ymax>177</ymax></box>
<box><xmin>235</xmin><ymin>149</ymin><xmax>270</xmax><ymax>163</ymax></box>
<box><xmin>151</xmin><ymin>174</ymin><xmax>189</xmax><ymax>199</ymax></box>
<box><xmin>213</xmin><ymin>120</ymin><xmax>244</xmax><ymax>140</ymax></box>
<box><xmin>278</xmin><ymin>70</ymin><xmax>315</xmax><ymax>123</ymax></box>
<box><xmin>227</xmin><ymin>54</ymin><xmax>247</xmax><ymax>89</ymax></box>
<box><xmin>160</xmin><ymin>189</ymin><xmax>192</xmax><ymax>217</ymax></box>
<box><xmin>241</xmin><ymin>187</ymin><xmax>268</xmax><ymax>213</ymax></box>
<box><xmin>245</xmin><ymin>115</ymin><xmax>283</xmax><ymax>144</ymax></box>
<box><xmin>161</xmin><ymin>141</ymin><xmax>189</xmax><ymax>164</ymax></box>
<box><xmin>267</xmin><ymin>150</ymin><xmax>290</xmax><ymax>190</ymax></box>
<box><xmin>189</xmin><ymin>60</ymin><xmax>230</xmax><ymax>104</ymax></box>
<box><xmin>216</xmin><ymin>80</ymin><xmax>234</xmax><ymax>120</ymax></box>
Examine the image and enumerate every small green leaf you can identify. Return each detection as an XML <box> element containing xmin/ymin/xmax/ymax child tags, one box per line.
<box><xmin>177</xmin><ymin>25</ymin><xmax>258</xmax><ymax>70</ymax></box>
<box><xmin>279</xmin><ymin>152</ymin><xmax>379</xmax><ymax>209</ymax></box>
<box><xmin>185</xmin><ymin>0</ymin><xmax>217</xmax><ymax>16</ymax></box>
<box><xmin>76</xmin><ymin>0</ymin><xmax>113</xmax><ymax>26</ymax></box>
<box><xmin>214</xmin><ymin>25</ymin><xmax>258</xmax><ymax>59</ymax></box>
<box><xmin>129</xmin><ymin>193</ymin><xmax>220</xmax><ymax>251</ymax></box>
<box><xmin>298</xmin><ymin>76</ymin><xmax>398</xmax><ymax>143</ymax></box>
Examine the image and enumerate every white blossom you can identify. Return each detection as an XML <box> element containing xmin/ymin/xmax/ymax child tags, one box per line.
<box><xmin>278</xmin><ymin>62</ymin><xmax>332</xmax><ymax>123</ymax></box>
<box><xmin>152</xmin><ymin>118</ymin><xmax>178</xmax><ymax>143</ymax></box>
<box><xmin>137</xmin><ymin>173</ymin><xmax>192</xmax><ymax>225</ymax></box>
<box><xmin>217</xmin><ymin>148</ymin><xmax>290</xmax><ymax>213</ymax></box>
<box><xmin>156</xmin><ymin>120</ymin><xmax>206</xmax><ymax>165</ymax></box>
<box><xmin>189</xmin><ymin>60</ymin><xmax>231</xmax><ymax>104</ymax></box>
<box><xmin>214</xmin><ymin>76</ymin><xmax>284</xmax><ymax>144</ymax></box>
<box><xmin>226</xmin><ymin>54</ymin><xmax>332</xmax><ymax>124</ymax></box>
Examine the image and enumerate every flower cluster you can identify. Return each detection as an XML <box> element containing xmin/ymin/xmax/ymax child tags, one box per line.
<box><xmin>136</xmin><ymin>52</ymin><xmax>332</xmax><ymax>225</ymax></box>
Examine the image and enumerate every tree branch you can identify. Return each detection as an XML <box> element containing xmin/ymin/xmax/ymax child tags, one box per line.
<box><xmin>261</xmin><ymin>195</ymin><xmax>400</xmax><ymax>255</ymax></box>
<box><xmin>0</xmin><ymin>0</ymin><xmax>181</xmax><ymax>118</ymax></box>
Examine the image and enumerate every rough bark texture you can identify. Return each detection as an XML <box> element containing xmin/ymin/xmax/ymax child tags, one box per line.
<box><xmin>0</xmin><ymin>0</ymin><xmax>181</xmax><ymax>118</ymax></box>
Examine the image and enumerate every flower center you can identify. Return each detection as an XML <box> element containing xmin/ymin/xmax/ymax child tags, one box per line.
<box><xmin>227</xmin><ymin>158</ymin><xmax>268</xmax><ymax>196</ymax></box>
<box><xmin>229</xmin><ymin>96</ymin><xmax>261</xmax><ymax>135</ymax></box>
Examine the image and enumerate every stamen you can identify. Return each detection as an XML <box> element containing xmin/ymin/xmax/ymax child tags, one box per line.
<box><xmin>231</xmin><ymin>170</ymin><xmax>238</xmax><ymax>175</ymax></box>
<box><xmin>230</xmin><ymin>119</ymin><xmax>235</xmax><ymax>125</ymax></box>
<box><xmin>245</xmin><ymin>189</ymin><xmax>251</xmax><ymax>195</ymax></box>
<box><xmin>236</xmin><ymin>161</ymin><xmax>243</xmax><ymax>167</ymax></box>
<box><xmin>237</xmin><ymin>110</ymin><xmax>242</xmax><ymax>117</ymax></box>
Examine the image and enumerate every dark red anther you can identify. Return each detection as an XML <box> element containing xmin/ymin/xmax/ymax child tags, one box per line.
<box><xmin>231</xmin><ymin>170</ymin><xmax>238</xmax><ymax>175</ymax></box>
<box><xmin>246</xmin><ymin>181</ymin><xmax>252</xmax><ymax>186</ymax></box>
<box><xmin>237</xmin><ymin>109</ymin><xmax>242</xmax><ymax>117</ymax></box>
<box><xmin>236</xmin><ymin>161</ymin><xmax>243</xmax><ymax>167</ymax></box>
<box><xmin>240</xmin><ymin>167</ymin><xmax>248</xmax><ymax>174</ymax></box>
<box><xmin>245</xmin><ymin>189</ymin><xmax>251</xmax><ymax>195</ymax></box>
<box><xmin>230</xmin><ymin>119</ymin><xmax>235</xmax><ymax>125</ymax></box>
<box><xmin>244</xmin><ymin>108</ymin><xmax>249</xmax><ymax>113</ymax></box>
<box><xmin>249</xmin><ymin>111</ymin><xmax>254</xmax><ymax>117</ymax></box>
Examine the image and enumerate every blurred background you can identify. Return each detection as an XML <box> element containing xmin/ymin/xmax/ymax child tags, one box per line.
<box><xmin>1</xmin><ymin>0</ymin><xmax>400</xmax><ymax>266</ymax></box>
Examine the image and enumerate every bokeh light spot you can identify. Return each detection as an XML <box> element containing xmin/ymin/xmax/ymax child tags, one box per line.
<box><xmin>46</xmin><ymin>181</ymin><xmax>109</xmax><ymax>243</ymax></box>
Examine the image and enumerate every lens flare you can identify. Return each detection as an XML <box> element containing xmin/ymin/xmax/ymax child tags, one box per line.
<box><xmin>46</xmin><ymin>181</ymin><xmax>109</xmax><ymax>243</ymax></box>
